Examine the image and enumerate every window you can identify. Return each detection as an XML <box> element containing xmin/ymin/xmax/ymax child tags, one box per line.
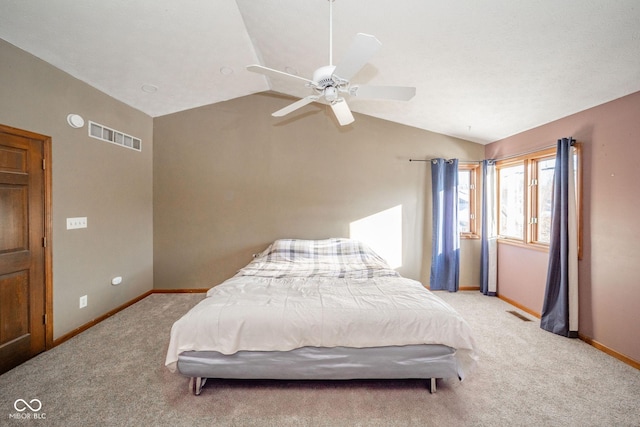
<box><xmin>458</xmin><ymin>164</ymin><xmax>479</xmax><ymax>239</ymax></box>
<box><xmin>498</xmin><ymin>161</ymin><xmax>525</xmax><ymax>240</ymax></box>
<box><xmin>531</xmin><ymin>156</ymin><xmax>556</xmax><ymax>244</ymax></box>
<box><xmin>496</xmin><ymin>145</ymin><xmax>581</xmax><ymax>251</ymax></box>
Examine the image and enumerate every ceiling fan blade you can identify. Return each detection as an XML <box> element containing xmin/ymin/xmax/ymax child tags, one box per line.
<box><xmin>333</xmin><ymin>33</ymin><xmax>382</xmax><ymax>81</ymax></box>
<box><xmin>351</xmin><ymin>85</ymin><xmax>416</xmax><ymax>101</ymax></box>
<box><xmin>247</xmin><ymin>64</ymin><xmax>316</xmax><ymax>85</ymax></box>
<box><xmin>330</xmin><ymin>99</ymin><xmax>355</xmax><ymax>126</ymax></box>
<box><xmin>272</xmin><ymin>96</ymin><xmax>319</xmax><ymax>117</ymax></box>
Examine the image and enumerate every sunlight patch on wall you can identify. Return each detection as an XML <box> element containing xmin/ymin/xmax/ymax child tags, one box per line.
<box><xmin>349</xmin><ymin>205</ymin><xmax>403</xmax><ymax>269</ymax></box>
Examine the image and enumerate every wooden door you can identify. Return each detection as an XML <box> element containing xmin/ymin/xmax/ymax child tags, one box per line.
<box><xmin>0</xmin><ymin>124</ymin><xmax>51</xmax><ymax>375</ymax></box>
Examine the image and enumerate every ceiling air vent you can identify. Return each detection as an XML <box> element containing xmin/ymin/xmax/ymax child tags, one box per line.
<box><xmin>88</xmin><ymin>121</ymin><xmax>141</xmax><ymax>152</ymax></box>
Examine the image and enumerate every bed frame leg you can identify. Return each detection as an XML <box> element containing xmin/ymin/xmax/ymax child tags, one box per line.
<box><xmin>429</xmin><ymin>378</ymin><xmax>437</xmax><ymax>394</ymax></box>
<box><xmin>189</xmin><ymin>377</ymin><xmax>207</xmax><ymax>395</ymax></box>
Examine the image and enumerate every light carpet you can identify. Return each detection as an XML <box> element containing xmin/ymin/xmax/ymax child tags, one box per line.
<box><xmin>1</xmin><ymin>291</ymin><xmax>638</xmax><ymax>426</ymax></box>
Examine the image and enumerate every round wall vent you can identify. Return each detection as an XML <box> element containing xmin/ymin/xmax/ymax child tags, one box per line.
<box><xmin>67</xmin><ymin>114</ymin><xmax>85</xmax><ymax>129</ymax></box>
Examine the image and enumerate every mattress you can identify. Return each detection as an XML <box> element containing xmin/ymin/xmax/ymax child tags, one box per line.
<box><xmin>177</xmin><ymin>344</ymin><xmax>459</xmax><ymax>380</ymax></box>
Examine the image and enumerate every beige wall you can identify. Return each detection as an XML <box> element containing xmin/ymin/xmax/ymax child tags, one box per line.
<box><xmin>153</xmin><ymin>93</ymin><xmax>485</xmax><ymax>290</ymax></box>
<box><xmin>3</xmin><ymin>30</ymin><xmax>637</xmax><ymax>367</ymax></box>
<box><xmin>486</xmin><ymin>90</ymin><xmax>640</xmax><ymax>365</ymax></box>
<box><xmin>0</xmin><ymin>40</ymin><xmax>154</xmax><ymax>339</ymax></box>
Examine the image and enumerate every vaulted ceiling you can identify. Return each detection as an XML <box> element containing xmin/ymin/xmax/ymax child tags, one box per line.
<box><xmin>1</xmin><ymin>0</ymin><xmax>639</xmax><ymax>143</ymax></box>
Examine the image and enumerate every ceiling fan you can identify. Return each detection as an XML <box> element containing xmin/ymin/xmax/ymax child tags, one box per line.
<box><xmin>246</xmin><ymin>0</ymin><xmax>416</xmax><ymax>126</ymax></box>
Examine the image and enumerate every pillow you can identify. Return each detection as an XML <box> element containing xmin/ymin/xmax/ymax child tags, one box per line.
<box><xmin>259</xmin><ymin>238</ymin><xmax>384</xmax><ymax>263</ymax></box>
<box><xmin>241</xmin><ymin>238</ymin><xmax>399</xmax><ymax>278</ymax></box>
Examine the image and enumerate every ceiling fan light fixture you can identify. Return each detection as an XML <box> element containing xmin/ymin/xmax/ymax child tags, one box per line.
<box><xmin>325</xmin><ymin>86</ymin><xmax>338</xmax><ymax>102</ymax></box>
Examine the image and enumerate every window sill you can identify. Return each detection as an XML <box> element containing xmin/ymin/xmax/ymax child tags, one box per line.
<box><xmin>497</xmin><ymin>238</ymin><xmax>549</xmax><ymax>253</ymax></box>
<box><xmin>460</xmin><ymin>234</ymin><xmax>480</xmax><ymax>240</ymax></box>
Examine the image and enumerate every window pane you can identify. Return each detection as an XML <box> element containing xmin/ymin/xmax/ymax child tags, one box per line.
<box><xmin>536</xmin><ymin>158</ymin><xmax>555</xmax><ymax>243</ymax></box>
<box><xmin>90</xmin><ymin>122</ymin><xmax>102</xmax><ymax>138</ymax></box>
<box><xmin>458</xmin><ymin>170</ymin><xmax>470</xmax><ymax>233</ymax></box>
<box><xmin>499</xmin><ymin>164</ymin><xmax>524</xmax><ymax>239</ymax></box>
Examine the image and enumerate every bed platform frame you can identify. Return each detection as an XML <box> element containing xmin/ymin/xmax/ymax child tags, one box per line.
<box><xmin>188</xmin><ymin>376</ymin><xmax>438</xmax><ymax>396</ymax></box>
<box><xmin>178</xmin><ymin>344</ymin><xmax>459</xmax><ymax>395</ymax></box>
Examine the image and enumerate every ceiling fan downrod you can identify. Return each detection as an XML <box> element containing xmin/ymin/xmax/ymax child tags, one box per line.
<box><xmin>328</xmin><ymin>0</ymin><xmax>335</xmax><ymax>66</ymax></box>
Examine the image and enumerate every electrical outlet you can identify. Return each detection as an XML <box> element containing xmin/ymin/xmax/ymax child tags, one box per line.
<box><xmin>79</xmin><ymin>295</ymin><xmax>88</xmax><ymax>308</ymax></box>
<box><xmin>67</xmin><ymin>217</ymin><xmax>87</xmax><ymax>230</ymax></box>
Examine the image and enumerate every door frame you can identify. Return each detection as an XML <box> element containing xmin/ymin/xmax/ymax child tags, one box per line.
<box><xmin>0</xmin><ymin>123</ymin><xmax>53</xmax><ymax>349</ymax></box>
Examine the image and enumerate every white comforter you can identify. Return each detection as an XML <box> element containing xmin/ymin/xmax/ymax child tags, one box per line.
<box><xmin>165</xmin><ymin>275</ymin><xmax>478</xmax><ymax>378</ymax></box>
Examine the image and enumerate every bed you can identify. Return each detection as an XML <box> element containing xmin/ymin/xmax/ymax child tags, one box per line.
<box><xmin>165</xmin><ymin>238</ymin><xmax>478</xmax><ymax>395</ymax></box>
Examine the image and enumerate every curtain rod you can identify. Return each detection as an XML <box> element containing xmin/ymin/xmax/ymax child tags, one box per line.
<box><xmin>488</xmin><ymin>138</ymin><xmax>575</xmax><ymax>162</ymax></box>
<box><xmin>409</xmin><ymin>158</ymin><xmax>482</xmax><ymax>164</ymax></box>
<box><xmin>487</xmin><ymin>144</ymin><xmax>556</xmax><ymax>162</ymax></box>
<box><xmin>410</xmin><ymin>139</ymin><xmax>572</xmax><ymax>164</ymax></box>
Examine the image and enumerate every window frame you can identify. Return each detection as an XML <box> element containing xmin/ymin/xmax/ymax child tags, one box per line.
<box><xmin>458</xmin><ymin>164</ymin><xmax>480</xmax><ymax>239</ymax></box>
<box><xmin>495</xmin><ymin>144</ymin><xmax>582</xmax><ymax>255</ymax></box>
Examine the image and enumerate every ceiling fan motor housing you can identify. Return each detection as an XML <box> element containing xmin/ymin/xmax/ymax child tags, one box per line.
<box><xmin>313</xmin><ymin>65</ymin><xmax>338</xmax><ymax>89</ymax></box>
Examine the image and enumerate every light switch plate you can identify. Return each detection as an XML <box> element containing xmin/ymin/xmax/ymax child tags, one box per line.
<box><xmin>67</xmin><ymin>217</ymin><xmax>87</xmax><ymax>230</ymax></box>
